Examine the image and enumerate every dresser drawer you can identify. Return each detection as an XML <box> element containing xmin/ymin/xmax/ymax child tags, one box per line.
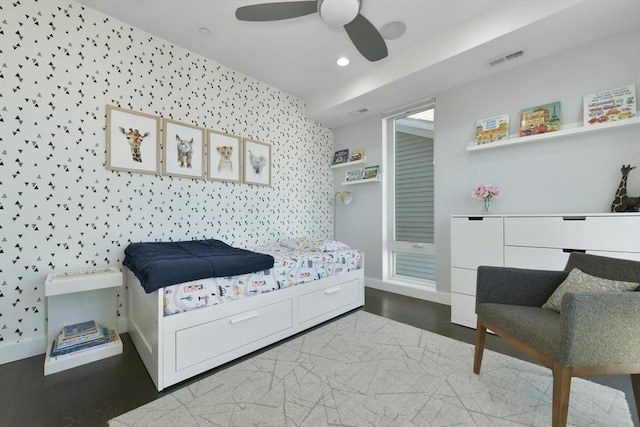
<box><xmin>451</xmin><ymin>216</ymin><xmax>504</xmax><ymax>269</ymax></box>
<box><xmin>451</xmin><ymin>267</ymin><xmax>477</xmax><ymax>296</ymax></box>
<box><xmin>175</xmin><ymin>299</ymin><xmax>293</xmax><ymax>371</ymax></box>
<box><xmin>505</xmin><ymin>246</ymin><xmax>640</xmax><ymax>270</ymax></box>
<box><xmin>504</xmin><ymin>216</ymin><xmax>640</xmax><ymax>252</ymax></box>
<box><xmin>451</xmin><ymin>293</ymin><xmax>477</xmax><ymax>328</ymax></box>
<box><xmin>298</xmin><ymin>278</ymin><xmax>361</xmax><ymax>324</ymax></box>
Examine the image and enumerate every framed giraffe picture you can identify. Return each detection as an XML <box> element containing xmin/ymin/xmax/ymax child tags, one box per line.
<box><xmin>162</xmin><ymin>119</ymin><xmax>207</xmax><ymax>180</ymax></box>
<box><xmin>106</xmin><ymin>104</ymin><xmax>161</xmax><ymax>175</ymax></box>
<box><xmin>208</xmin><ymin>130</ymin><xmax>242</xmax><ymax>183</ymax></box>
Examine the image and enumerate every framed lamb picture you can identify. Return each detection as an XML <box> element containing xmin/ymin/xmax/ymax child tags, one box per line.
<box><xmin>106</xmin><ymin>104</ymin><xmax>161</xmax><ymax>175</ymax></box>
<box><xmin>243</xmin><ymin>138</ymin><xmax>272</xmax><ymax>187</ymax></box>
<box><xmin>162</xmin><ymin>118</ymin><xmax>206</xmax><ymax>180</ymax></box>
<box><xmin>208</xmin><ymin>130</ymin><xmax>242</xmax><ymax>183</ymax></box>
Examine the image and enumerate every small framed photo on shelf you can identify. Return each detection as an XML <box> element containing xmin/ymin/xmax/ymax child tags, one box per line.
<box><xmin>345</xmin><ymin>168</ymin><xmax>363</xmax><ymax>182</ymax></box>
<box><xmin>362</xmin><ymin>165</ymin><xmax>380</xmax><ymax>180</ymax></box>
<box><xmin>349</xmin><ymin>148</ymin><xmax>365</xmax><ymax>161</ymax></box>
<box><xmin>332</xmin><ymin>149</ymin><xmax>349</xmax><ymax>165</ymax></box>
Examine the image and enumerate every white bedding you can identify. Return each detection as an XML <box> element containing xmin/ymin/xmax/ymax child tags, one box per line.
<box><xmin>162</xmin><ymin>244</ymin><xmax>361</xmax><ymax>316</ymax></box>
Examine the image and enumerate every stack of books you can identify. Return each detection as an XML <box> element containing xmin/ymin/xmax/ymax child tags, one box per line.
<box><xmin>50</xmin><ymin>320</ymin><xmax>117</xmax><ymax>359</ymax></box>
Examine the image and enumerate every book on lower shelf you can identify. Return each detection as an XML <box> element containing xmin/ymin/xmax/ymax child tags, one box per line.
<box><xmin>583</xmin><ymin>84</ymin><xmax>636</xmax><ymax>125</ymax></box>
<box><xmin>519</xmin><ymin>101</ymin><xmax>561</xmax><ymax>137</ymax></box>
<box><xmin>475</xmin><ymin>114</ymin><xmax>509</xmax><ymax>145</ymax></box>
<box><xmin>50</xmin><ymin>321</ymin><xmax>118</xmax><ymax>359</ymax></box>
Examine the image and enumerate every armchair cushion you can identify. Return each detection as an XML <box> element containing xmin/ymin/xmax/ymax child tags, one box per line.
<box><xmin>542</xmin><ymin>268</ymin><xmax>639</xmax><ymax>312</ymax></box>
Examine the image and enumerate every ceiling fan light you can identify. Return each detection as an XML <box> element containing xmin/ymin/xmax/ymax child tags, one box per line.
<box><xmin>337</xmin><ymin>57</ymin><xmax>350</xmax><ymax>66</ymax></box>
<box><xmin>318</xmin><ymin>0</ymin><xmax>360</xmax><ymax>27</ymax></box>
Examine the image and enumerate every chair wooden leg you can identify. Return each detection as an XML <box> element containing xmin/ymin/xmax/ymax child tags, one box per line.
<box><xmin>473</xmin><ymin>317</ymin><xmax>487</xmax><ymax>374</ymax></box>
<box><xmin>552</xmin><ymin>362</ymin><xmax>572</xmax><ymax>427</ymax></box>
<box><xmin>631</xmin><ymin>373</ymin><xmax>640</xmax><ymax>423</ymax></box>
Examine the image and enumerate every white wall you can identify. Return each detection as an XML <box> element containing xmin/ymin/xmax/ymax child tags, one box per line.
<box><xmin>334</xmin><ymin>26</ymin><xmax>640</xmax><ymax>298</ymax></box>
<box><xmin>1</xmin><ymin>1</ymin><xmax>333</xmax><ymax>363</ymax></box>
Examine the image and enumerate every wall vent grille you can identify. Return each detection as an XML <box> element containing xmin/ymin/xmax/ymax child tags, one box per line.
<box><xmin>486</xmin><ymin>49</ymin><xmax>525</xmax><ymax>67</ymax></box>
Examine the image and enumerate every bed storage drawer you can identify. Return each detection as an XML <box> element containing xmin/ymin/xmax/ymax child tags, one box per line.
<box><xmin>175</xmin><ymin>299</ymin><xmax>292</xmax><ymax>371</ymax></box>
<box><xmin>298</xmin><ymin>278</ymin><xmax>361</xmax><ymax>324</ymax></box>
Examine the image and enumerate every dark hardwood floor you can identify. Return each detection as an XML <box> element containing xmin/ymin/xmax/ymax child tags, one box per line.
<box><xmin>1</xmin><ymin>287</ymin><xmax>637</xmax><ymax>426</ymax></box>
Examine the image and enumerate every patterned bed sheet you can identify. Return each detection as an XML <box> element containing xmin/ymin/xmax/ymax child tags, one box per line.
<box><xmin>162</xmin><ymin>245</ymin><xmax>361</xmax><ymax>316</ymax></box>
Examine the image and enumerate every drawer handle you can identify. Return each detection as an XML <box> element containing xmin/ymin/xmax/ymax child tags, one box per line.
<box><xmin>229</xmin><ymin>311</ymin><xmax>259</xmax><ymax>324</ymax></box>
<box><xmin>562</xmin><ymin>249</ymin><xmax>586</xmax><ymax>253</ymax></box>
<box><xmin>562</xmin><ymin>216</ymin><xmax>586</xmax><ymax>221</ymax></box>
<box><xmin>468</xmin><ymin>217</ymin><xmax>484</xmax><ymax>221</ymax></box>
<box><xmin>324</xmin><ymin>286</ymin><xmax>342</xmax><ymax>295</ymax></box>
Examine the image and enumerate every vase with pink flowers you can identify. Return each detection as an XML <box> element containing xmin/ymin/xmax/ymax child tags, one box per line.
<box><xmin>471</xmin><ymin>184</ymin><xmax>501</xmax><ymax>214</ymax></box>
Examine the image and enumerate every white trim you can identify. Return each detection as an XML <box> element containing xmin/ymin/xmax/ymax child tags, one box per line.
<box><xmin>0</xmin><ymin>336</ymin><xmax>47</xmax><ymax>365</ymax></box>
<box><xmin>117</xmin><ymin>316</ymin><xmax>129</xmax><ymax>334</ymax></box>
<box><xmin>365</xmin><ymin>278</ymin><xmax>451</xmax><ymax>306</ymax></box>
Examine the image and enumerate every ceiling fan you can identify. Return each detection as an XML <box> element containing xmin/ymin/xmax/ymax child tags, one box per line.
<box><xmin>235</xmin><ymin>0</ymin><xmax>388</xmax><ymax>62</ymax></box>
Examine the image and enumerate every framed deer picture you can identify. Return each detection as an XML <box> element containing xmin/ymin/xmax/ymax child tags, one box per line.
<box><xmin>106</xmin><ymin>104</ymin><xmax>161</xmax><ymax>175</ymax></box>
<box><xmin>162</xmin><ymin>119</ymin><xmax>207</xmax><ymax>180</ymax></box>
<box><xmin>243</xmin><ymin>138</ymin><xmax>272</xmax><ymax>187</ymax></box>
<box><xmin>208</xmin><ymin>130</ymin><xmax>242</xmax><ymax>183</ymax></box>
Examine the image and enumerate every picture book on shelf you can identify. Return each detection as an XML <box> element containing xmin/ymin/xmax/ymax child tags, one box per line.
<box><xmin>349</xmin><ymin>148</ymin><xmax>365</xmax><ymax>161</ymax></box>
<box><xmin>345</xmin><ymin>168</ymin><xmax>363</xmax><ymax>182</ymax></box>
<box><xmin>61</xmin><ymin>320</ymin><xmax>99</xmax><ymax>339</ymax></box>
<box><xmin>332</xmin><ymin>149</ymin><xmax>349</xmax><ymax>164</ymax></box>
<box><xmin>362</xmin><ymin>165</ymin><xmax>380</xmax><ymax>180</ymax></box>
<box><xmin>583</xmin><ymin>84</ymin><xmax>636</xmax><ymax>125</ymax></box>
<box><xmin>475</xmin><ymin>114</ymin><xmax>509</xmax><ymax>145</ymax></box>
<box><xmin>519</xmin><ymin>102</ymin><xmax>561</xmax><ymax>137</ymax></box>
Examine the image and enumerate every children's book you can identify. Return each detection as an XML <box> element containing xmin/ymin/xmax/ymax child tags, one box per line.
<box><xmin>345</xmin><ymin>168</ymin><xmax>362</xmax><ymax>182</ymax></box>
<box><xmin>519</xmin><ymin>102</ymin><xmax>561</xmax><ymax>137</ymax></box>
<box><xmin>475</xmin><ymin>114</ymin><xmax>509</xmax><ymax>145</ymax></box>
<box><xmin>362</xmin><ymin>165</ymin><xmax>380</xmax><ymax>180</ymax></box>
<box><xmin>349</xmin><ymin>148</ymin><xmax>365</xmax><ymax>161</ymax></box>
<box><xmin>332</xmin><ymin>149</ymin><xmax>349</xmax><ymax>164</ymax></box>
<box><xmin>583</xmin><ymin>84</ymin><xmax>636</xmax><ymax>125</ymax></box>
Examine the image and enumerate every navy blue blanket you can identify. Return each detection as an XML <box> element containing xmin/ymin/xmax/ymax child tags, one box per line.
<box><xmin>123</xmin><ymin>239</ymin><xmax>275</xmax><ymax>293</ymax></box>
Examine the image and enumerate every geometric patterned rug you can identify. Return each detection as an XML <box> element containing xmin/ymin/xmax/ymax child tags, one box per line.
<box><xmin>109</xmin><ymin>310</ymin><xmax>633</xmax><ymax>426</ymax></box>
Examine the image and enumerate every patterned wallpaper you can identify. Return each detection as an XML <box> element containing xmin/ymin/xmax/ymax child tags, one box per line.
<box><xmin>0</xmin><ymin>0</ymin><xmax>333</xmax><ymax>354</ymax></box>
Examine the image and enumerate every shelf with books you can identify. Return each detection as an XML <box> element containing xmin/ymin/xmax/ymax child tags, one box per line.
<box><xmin>466</xmin><ymin>113</ymin><xmax>640</xmax><ymax>152</ymax></box>
<box><xmin>330</xmin><ymin>157</ymin><xmax>367</xmax><ymax>169</ymax></box>
<box><xmin>44</xmin><ymin>267</ymin><xmax>124</xmax><ymax>375</ymax></box>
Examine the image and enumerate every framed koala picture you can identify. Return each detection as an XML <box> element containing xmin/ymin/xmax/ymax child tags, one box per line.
<box><xmin>243</xmin><ymin>138</ymin><xmax>272</xmax><ymax>187</ymax></box>
<box><xmin>208</xmin><ymin>130</ymin><xmax>242</xmax><ymax>183</ymax></box>
<box><xmin>162</xmin><ymin>118</ymin><xmax>206</xmax><ymax>180</ymax></box>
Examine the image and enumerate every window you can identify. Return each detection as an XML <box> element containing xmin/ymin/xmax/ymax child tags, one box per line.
<box><xmin>385</xmin><ymin>106</ymin><xmax>436</xmax><ymax>286</ymax></box>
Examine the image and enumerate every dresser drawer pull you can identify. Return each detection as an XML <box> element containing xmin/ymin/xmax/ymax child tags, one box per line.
<box><xmin>562</xmin><ymin>216</ymin><xmax>586</xmax><ymax>221</ymax></box>
<box><xmin>562</xmin><ymin>248</ymin><xmax>586</xmax><ymax>253</ymax></box>
<box><xmin>468</xmin><ymin>217</ymin><xmax>484</xmax><ymax>221</ymax></box>
<box><xmin>229</xmin><ymin>311</ymin><xmax>259</xmax><ymax>324</ymax></box>
<box><xmin>324</xmin><ymin>286</ymin><xmax>342</xmax><ymax>295</ymax></box>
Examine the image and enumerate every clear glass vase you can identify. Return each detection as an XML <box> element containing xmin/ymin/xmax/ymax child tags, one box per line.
<box><xmin>481</xmin><ymin>198</ymin><xmax>491</xmax><ymax>214</ymax></box>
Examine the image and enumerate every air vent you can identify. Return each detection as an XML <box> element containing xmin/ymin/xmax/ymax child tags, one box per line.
<box><xmin>486</xmin><ymin>50</ymin><xmax>525</xmax><ymax>67</ymax></box>
<box><xmin>348</xmin><ymin>107</ymin><xmax>370</xmax><ymax>116</ymax></box>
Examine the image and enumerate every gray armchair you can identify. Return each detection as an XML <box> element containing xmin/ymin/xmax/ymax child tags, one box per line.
<box><xmin>473</xmin><ymin>252</ymin><xmax>640</xmax><ymax>427</ymax></box>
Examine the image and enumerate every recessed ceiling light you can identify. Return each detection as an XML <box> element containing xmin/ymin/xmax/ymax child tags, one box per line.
<box><xmin>337</xmin><ymin>57</ymin><xmax>350</xmax><ymax>66</ymax></box>
<box><xmin>380</xmin><ymin>21</ymin><xmax>406</xmax><ymax>40</ymax></box>
<box><xmin>198</xmin><ymin>27</ymin><xmax>212</xmax><ymax>36</ymax></box>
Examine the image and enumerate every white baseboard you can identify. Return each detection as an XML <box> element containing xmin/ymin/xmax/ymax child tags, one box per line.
<box><xmin>0</xmin><ymin>316</ymin><xmax>129</xmax><ymax>365</ymax></box>
<box><xmin>365</xmin><ymin>278</ymin><xmax>451</xmax><ymax>306</ymax></box>
<box><xmin>0</xmin><ymin>336</ymin><xmax>47</xmax><ymax>365</ymax></box>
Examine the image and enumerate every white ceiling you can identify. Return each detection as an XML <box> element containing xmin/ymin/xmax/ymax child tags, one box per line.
<box><xmin>75</xmin><ymin>0</ymin><xmax>640</xmax><ymax>128</ymax></box>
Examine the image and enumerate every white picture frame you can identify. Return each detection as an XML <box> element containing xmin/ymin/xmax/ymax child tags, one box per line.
<box><xmin>162</xmin><ymin>118</ymin><xmax>206</xmax><ymax>180</ymax></box>
<box><xmin>208</xmin><ymin>130</ymin><xmax>242</xmax><ymax>183</ymax></box>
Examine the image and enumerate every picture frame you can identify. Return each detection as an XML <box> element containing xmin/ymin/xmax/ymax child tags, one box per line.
<box><xmin>106</xmin><ymin>104</ymin><xmax>161</xmax><ymax>175</ymax></box>
<box><xmin>243</xmin><ymin>138</ymin><xmax>272</xmax><ymax>187</ymax></box>
<box><xmin>162</xmin><ymin>118</ymin><xmax>206</xmax><ymax>180</ymax></box>
<box><xmin>345</xmin><ymin>168</ymin><xmax>363</xmax><ymax>182</ymax></box>
<box><xmin>362</xmin><ymin>165</ymin><xmax>381</xmax><ymax>180</ymax></box>
<box><xmin>208</xmin><ymin>130</ymin><xmax>242</xmax><ymax>183</ymax></box>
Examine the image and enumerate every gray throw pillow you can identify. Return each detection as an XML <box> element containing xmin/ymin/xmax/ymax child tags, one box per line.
<box><xmin>542</xmin><ymin>268</ymin><xmax>639</xmax><ymax>312</ymax></box>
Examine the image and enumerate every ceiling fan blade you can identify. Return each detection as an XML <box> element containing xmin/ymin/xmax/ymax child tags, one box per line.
<box><xmin>236</xmin><ymin>1</ymin><xmax>318</xmax><ymax>22</ymax></box>
<box><xmin>344</xmin><ymin>13</ymin><xmax>388</xmax><ymax>62</ymax></box>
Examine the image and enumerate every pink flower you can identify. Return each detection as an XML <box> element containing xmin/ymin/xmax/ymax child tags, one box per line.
<box><xmin>471</xmin><ymin>184</ymin><xmax>501</xmax><ymax>200</ymax></box>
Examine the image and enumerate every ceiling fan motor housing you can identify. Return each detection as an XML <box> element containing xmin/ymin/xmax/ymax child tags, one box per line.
<box><xmin>318</xmin><ymin>0</ymin><xmax>361</xmax><ymax>26</ymax></box>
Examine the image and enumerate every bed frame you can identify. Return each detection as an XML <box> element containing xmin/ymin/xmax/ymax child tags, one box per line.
<box><xmin>126</xmin><ymin>258</ymin><xmax>365</xmax><ymax>391</ymax></box>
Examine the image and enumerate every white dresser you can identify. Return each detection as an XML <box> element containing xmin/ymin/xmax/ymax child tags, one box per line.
<box><xmin>450</xmin><ymin>213</ymin><xmax>640</xmax><ymax>329</ymax></box>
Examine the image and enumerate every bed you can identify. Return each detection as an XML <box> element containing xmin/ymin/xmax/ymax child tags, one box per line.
<box><xmin>124</xmin><ymin>238</ymin><xmax>365</xmax><ymax>391</ymax></box>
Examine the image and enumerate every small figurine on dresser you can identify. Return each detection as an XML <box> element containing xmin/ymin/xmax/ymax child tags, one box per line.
<box><xmin>611</xmin><ymin>164</ymin><xmax>640</xmax><ymax>212</ymax></box>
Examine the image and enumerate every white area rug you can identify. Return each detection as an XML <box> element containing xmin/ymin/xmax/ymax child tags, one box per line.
<box><xmin>110</xmin><ymin>310</ymin><xmax>633</xmax><ymax>426</ymax></box>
